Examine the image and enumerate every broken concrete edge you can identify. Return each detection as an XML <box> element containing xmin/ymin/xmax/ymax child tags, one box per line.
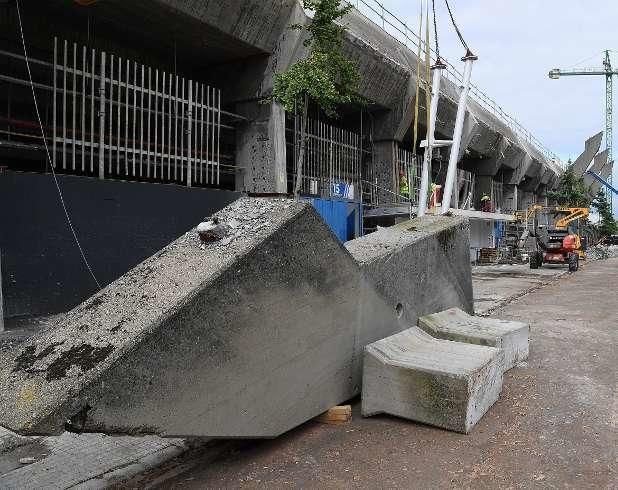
<box><xmin>0</xmin><ymin>197</ymin><xmax>332</xmax><ymax>436</ymax></box>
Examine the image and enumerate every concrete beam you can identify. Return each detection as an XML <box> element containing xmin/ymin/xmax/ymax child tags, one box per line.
<box><xmin>571</xmin><ymin>131</ymin><xmax>603</xmax><ymax>177</ymax></box>
<box><xmin>584</xmin><ymin>149</ymin><xmax>608</xmax><ymax>190</ymax></box>
<box><xmin>0</xmin><ymin>198</ymin><xmax>409</xmax><ymax>437</ymax></box>
<box><xmin>345</xmin><ymin>215</ymin><xmax>474</xmax><ymax>327</ymax></box>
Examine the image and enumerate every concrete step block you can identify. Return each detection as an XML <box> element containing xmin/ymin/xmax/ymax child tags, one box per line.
<box><xmin>362</xmin><ymin>327</ymin><xmax>503</xmax><ymax>434</ymax></box>
<box><xmin>418</xmin><ymin>307</ymin><xmax>529</xmax><ymax>371</ymax></box>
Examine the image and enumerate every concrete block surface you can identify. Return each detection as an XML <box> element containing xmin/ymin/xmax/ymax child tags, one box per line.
<box><xmin>346</xmin><ymin>215</ymin><xmax>474</xmax><ymax>327</ymax></box>
<box><xmin>418</xmin><ymin>307</ymin><xmax>529</xmax><ymax>371</ymax></box>
<box><xmin>0</xmin><ymin>197</ymin><xmax>405</xmax><ymax>438</ymax></box>
<box><xmin>362</xmin><ymin>327</ymin><xmax>503</xmax><ymax>434</ymax></box>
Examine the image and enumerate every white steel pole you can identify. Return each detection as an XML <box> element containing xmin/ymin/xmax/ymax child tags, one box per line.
<box><xmin>418</xmin><ymin>62</ymin><xmax>445</xmax><ymax>216</ymax></box>
<box><xmin>441</xmin><ymin>52</ymin><xmax>477</xmax><ymax>214</ymax></box>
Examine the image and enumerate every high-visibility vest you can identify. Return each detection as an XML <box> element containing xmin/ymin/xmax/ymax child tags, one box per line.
<box><xmin>399</xmin><ymin>175</ymin><xmax>409</xmax><ymax>196</ymax></box>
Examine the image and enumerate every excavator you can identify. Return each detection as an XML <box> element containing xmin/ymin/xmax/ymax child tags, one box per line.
<box><xmin>515</xmin><ymin>205</ymin><xmax>589</xmax><ymax>272</ymax></box>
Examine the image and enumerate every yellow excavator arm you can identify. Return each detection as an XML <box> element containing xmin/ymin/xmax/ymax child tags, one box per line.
<box><xmin>554</xmin><ymin>207</ymin><xmax>589</xmax><ymax>229</ymax></box>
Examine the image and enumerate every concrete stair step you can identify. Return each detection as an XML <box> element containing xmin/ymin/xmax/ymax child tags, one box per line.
<box><xmin>362</xmin><ymin>327</ymin><xmax>503</xmax><ymax>434</ymax></box>
<box><xmin>418</xmin><ymin>307</ymin><xmax>530</xmax><ymax>371</ymax></box>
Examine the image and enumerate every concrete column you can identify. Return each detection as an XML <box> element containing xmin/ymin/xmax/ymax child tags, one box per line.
<box><xmin>235</xmin><ymin>101</ymin><xmax>287</xmax><ymax>194</ymax></box>
<box><xmin>372</xmin><ymin>140</ymin><xmax>398</xmax><ymax>204</ymax></box>
<box><xmin>503</xmin><ymin>184</ymin><xmax>518</xmax><ymax>213</ymax></box>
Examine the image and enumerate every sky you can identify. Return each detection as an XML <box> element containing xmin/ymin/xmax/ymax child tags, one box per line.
<box><xmin>375</xmin><ymin>0</ymin><xmax>618</xmax><ymax>211</ymax></box>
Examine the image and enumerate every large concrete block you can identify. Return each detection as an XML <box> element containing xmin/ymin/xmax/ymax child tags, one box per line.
<box><xmin>418</xmin><ymin>307</ymin><xmax>530</xmax><ymax>371</ymax></box>
<box><xmin>345</xmin><ymin>215</ymin><xmax>474</xmax><ymax>328</ymax></box>
<box><xmin>0</xmin><ymin>198</ymin><xmax>405</xmax><ymax>438</ymax></box>
<box><xmin>362</xmin><ymin>327</ymin><xmax>503</xmax><ymax>433</ymax></box>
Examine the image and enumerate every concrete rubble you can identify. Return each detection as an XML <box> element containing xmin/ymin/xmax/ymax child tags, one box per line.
<box><xmin>418</xmin><ymin>307</ymin><xmax>529</xmax><ymax>371</ymax></box>
<box><xmin>586</xmin><ymin>244</ymin><xmax>618</xmax><ymax>260</ymax></box>
<box><xmin>362</xmin><ymin>327</ymin><xmax>503</xmax><ymax>434</ymax></box>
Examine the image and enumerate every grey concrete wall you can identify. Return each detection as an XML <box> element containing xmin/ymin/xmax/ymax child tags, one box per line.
<box><xmin>345</xmin><ymin>215</ymin><xmax>474</xmax><ymax>328</ymax></box>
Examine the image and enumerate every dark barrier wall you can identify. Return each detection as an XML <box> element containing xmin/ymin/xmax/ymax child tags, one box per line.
<box><xmin>0</xmin><ymin>172</ymin><xmax>240</xmax><ymax>319</ymax></box>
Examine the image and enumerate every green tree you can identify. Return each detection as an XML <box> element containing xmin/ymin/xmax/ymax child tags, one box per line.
<box><xmin>592</xmin><ymin>190</ymin><xmax>617</xmax><ymax>237</ymax></box>
<box><xmin>547</xmin><ymin>161</ymin><xmax>592</xmax><ymax>207</ymax></box>
<box><xmin>270</xmin><ymin>0</ymin><xmax>361</xmax><ymax>197</ymax></box>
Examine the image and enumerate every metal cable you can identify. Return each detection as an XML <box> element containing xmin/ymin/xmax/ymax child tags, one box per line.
<box><xmin>444</xmin><ymin>0</ymin><xmax>470</xmax><ymax>52</ymax></box>
<box><xmin>15</xmin><ymin>0</ymin><xmax>102</xmax><ymax>289</ymax></box>
<box><xmin>431</xmin><ymin>0</ymin><xmax>439</xmax><ymax>59</ymax></box>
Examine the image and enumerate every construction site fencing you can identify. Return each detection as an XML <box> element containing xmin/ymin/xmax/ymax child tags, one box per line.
<box><xmin>290</xmin><ymin>114</ymin><xmax>362</xmax><ymax>201</ymax></box>
<box><xmin>50</xmin><ymin>37</ymin><xmax>223</xmax><ymax>186</ymax></box>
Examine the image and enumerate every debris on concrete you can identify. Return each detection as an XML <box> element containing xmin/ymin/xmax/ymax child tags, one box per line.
<box><xmin>362</xmin><ymin>327</ymin><xmax>503</xmax><ymax>434</ymax></box>
<box><xmin>586</xmin><ymin>244</ymin><xmax>618</xmax><ymax>260</ymax></box>
<box><xmin>418</xmin><ymin>307</ymin><xmax>529</xmax><ymax>371</ymax></box>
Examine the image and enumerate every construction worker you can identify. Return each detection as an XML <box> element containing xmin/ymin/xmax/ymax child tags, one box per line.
<box><xmin>481</xmin><ymin>193</ymin><xmax>492</xmax><ymax>212</ymax></box>
<box><xmin>399</xmin><ymin>170</ymin><xmax>409</xmax><ymax>198</ymax></box>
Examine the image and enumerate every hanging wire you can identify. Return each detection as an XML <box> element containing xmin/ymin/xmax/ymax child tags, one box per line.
<box><xmin>568</xmin><ymin>51</ymin><xmax>605</xmax><ymax>69</ymax></box>
<box><xmin>14</xmin><ymin>0</ymin><xmax>102</xmax><ymax>289</ymax></box>
<box><xmin>431</xmin><ymin>0</ymin><xmax>440</xmax><ymax>59</ymax></box>
<box><xmin>444</xmin><ymin>0</ymin><xmax>471</xmax><ymax>53</ymax></box>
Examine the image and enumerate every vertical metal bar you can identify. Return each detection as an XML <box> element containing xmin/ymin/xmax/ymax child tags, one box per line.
<box><xmin>72</xmin><ymin>43</ymin><xmax>76</xmax><ymax>170</ymax></box>
<box><xmin>199</xmin><ymin>83</ymin><xmax>204</xmax><ymax>184</ymax></box>
<box><xmin>81</xmin><ymin>45</ymin><xmax>86</xmax><ymax>172</ymax></box>
<box><xmin>52</xmin><ymin>38</ymin><xmax>57</xmax><ymax>168</ymax></box>
<box><xmin>329</xmin><ymin>125</ymin><xmax>333</xmax><ymax>197</ymax></box>
<box><xmin>161</xmin><ymin>72</ymin><xmax>166</xmax><ymax>179</ymax></box>
<box><xmin>146</xmin><ymin>67</ymin><xmax>152</xmax><ymax>178</ymax></box>
<box><xmin>137</xmin><ymin>63</ymin><xmax>142</xmax><ymax>176</ymax></box>
<box><xmin>187</xmin><ymin>80</ymin><xmax>192</xmax><ymax>187</ymax></box>
<box><xmin>210</xmin><ymin>86</ymin><xmax>215</xmax><ymax>184</ymax></box>
<box><xmin>441</xmin><ymin>57</ymin><xmax>475</xmax><ymax>214</ymax></box>
<box><xmin>154</xmin><ymin>69</ymin><xmax>159</xmax><ymax>179</ymax></box>
<box><xmin>90</xmin><ymin>48</ymin><xmax>95</xmax><ymax>173</ymax></box>
<box><xmin>195</xmin><ymin>81</ymin><xmax>200</xmax><ymax>183</ymax></box>
<box><xmin>167</xmin><ymin>74</ymin><xmax>172</xmax><ymax>180</ymax></box>
<box><xmin>180</xmin><ymin>78</ymin><xmax>185</xmax><ymax>181</ymax></box>
<box><xmin>174</xmin><ymin>75</ymin><xmax>179</xmax><ymax>180</ymax></box>
<box><xmin>116</xmin><ymin>57</ymin><xmax>121</xmax><ymax>174</ymax></box>
<box><xmin>125</xmin><ymin>59</ymin><xmax>129</xmax><ymax>175</ymax></box>
<box><xmin>108</xmin><ymin>54</ymin><xmax>113</xmax><ymax>174</ymax></box>
<box><xmin>98</xmin><ymin>51</ymin><xmax>106</xmax><ymax>180</ymax></box>
<box><xmin>205</xmin><ymin>85</ymin><xmax>210</xmax><ymax>184</ymax></box>
<box><xmin>131</xmin><ymin>61</ymin><xmax>137</xmax><ymax>177</ymax></box>
<box><xmin>217</xmin><ymin>88</ymin><xmax>221</xmax><ymax>185</ymax></box>
<box><xmin>62</xmin><ymin>39</ymin><xmax>67</xmax><ymax>170</ymax></box>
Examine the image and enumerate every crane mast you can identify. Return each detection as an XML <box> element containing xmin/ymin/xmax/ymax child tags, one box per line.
<box><xmin>549</xmin><ymin>50</ymin><xmax>618</xmax><ymax>207</ymax></box>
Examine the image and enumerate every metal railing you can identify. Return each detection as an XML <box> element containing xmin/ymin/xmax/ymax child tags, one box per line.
<box><xmin>349</xmin><ymin>0</ymin><xmax>562</xmax><ymax>169</ymax></box>
<box><xmin>289</xmin><ymin>114</ymin><xmax>362</xmax><ymax>199</ymax></box>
